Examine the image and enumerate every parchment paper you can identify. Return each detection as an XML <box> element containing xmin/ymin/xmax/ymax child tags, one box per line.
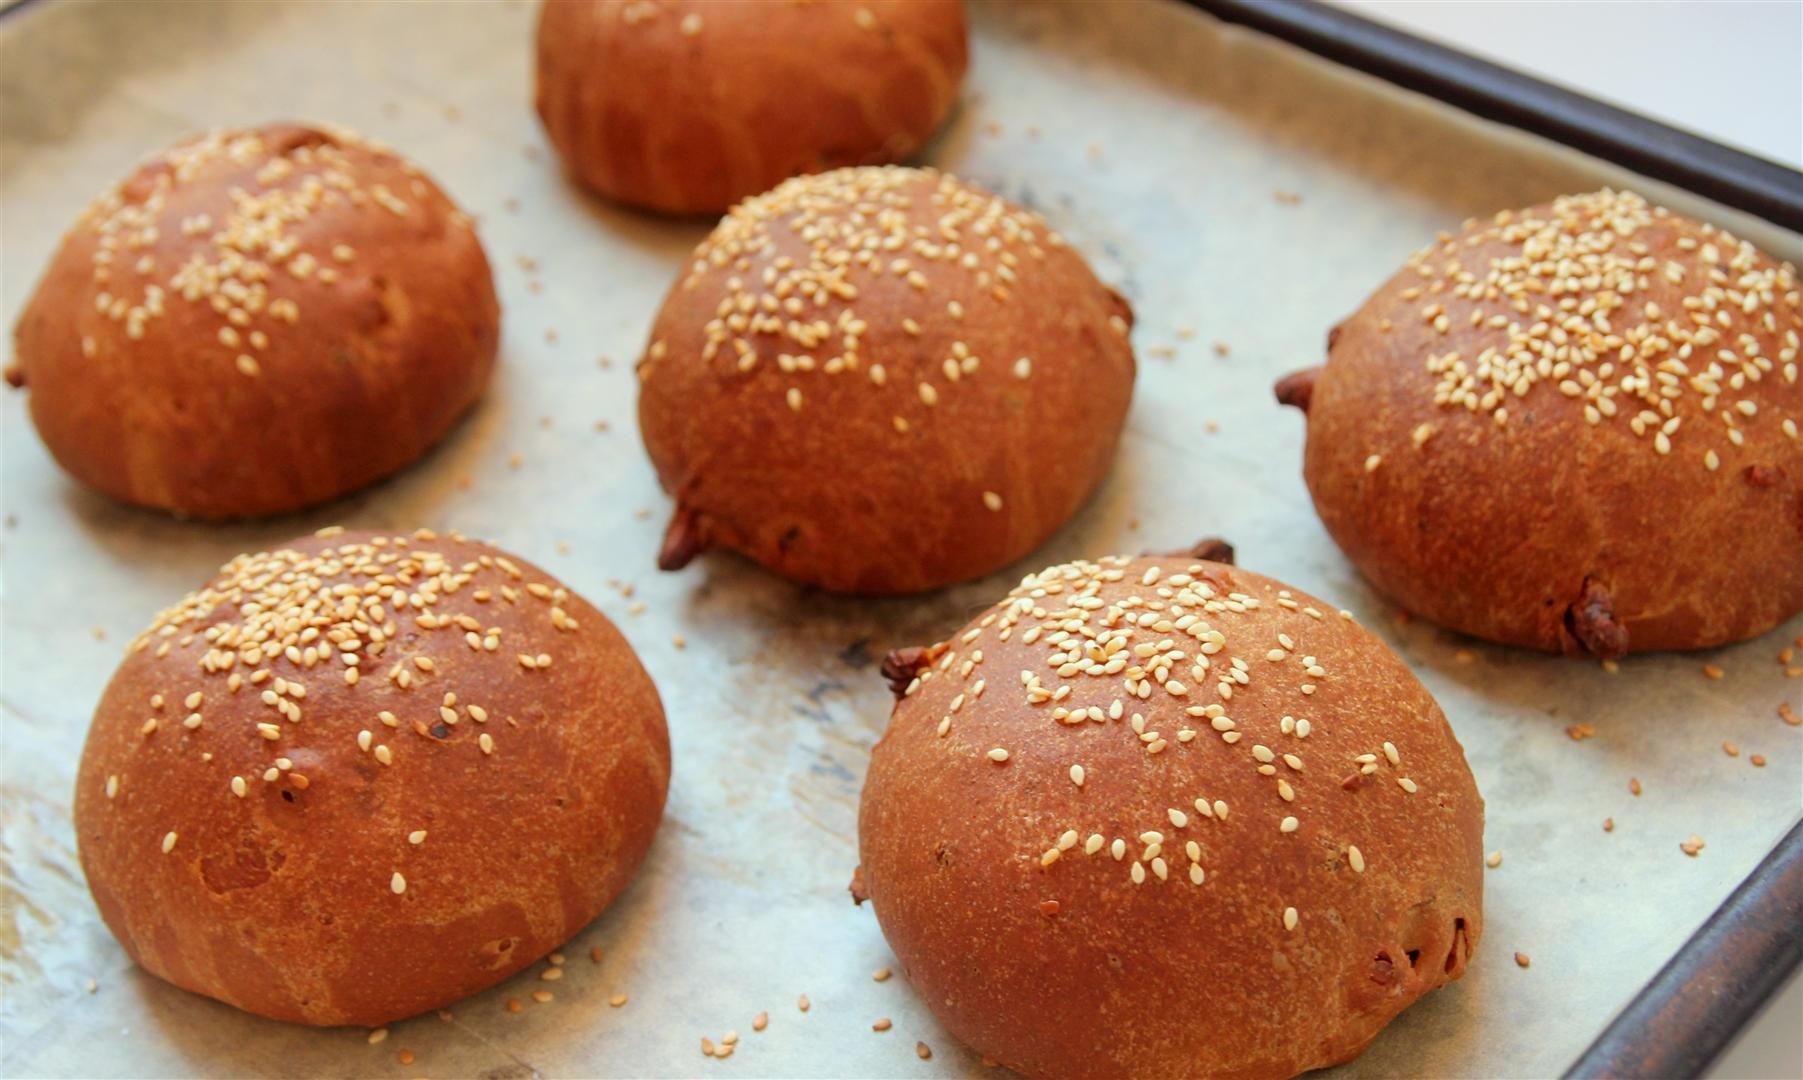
<box><xmin>2</xmin><ymin>2</ymin><xmax>1798</xmax><ymax>1077</ymax></box>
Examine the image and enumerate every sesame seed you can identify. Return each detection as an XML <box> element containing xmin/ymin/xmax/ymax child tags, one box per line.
<box><xmin>1347</xmin><ymin>845</ymin><xmax>1365</xmax><ymax>872</ymax></box>
<box><xmin>1279</xmin><ymin>816</ymin><xmax>1299</xmax><ymax>833</ymax></box>
<box><xmin>1069</xmin><ymin>764</ymin><xmax>1085</xmax><ymax>787</ymax></box>
<box><xmin>391</xmin><ymin>872</ymin><xmax>407</xmax><ymax>894</ymax></box>
<box><xmin>1486</xmin><ymin>850</ymin><xmax>1503</xmax><ymax>868</ymax></box>
<box><xmin>986</xmin><ymin>747</ymin><xmax>1009</xmax><ymax>762</ymax></box>
<box><xmin>161</xmin><ymin>831</ymin><xmax>177</xmax><ymax>853</ymax></box>
<box><xmin>982</xmin><ymin>491</ymin><xmax>1004</xmax><ymax>512</ymax></box>
<box><xmin>1283</xmin><ymin>906</ymin><xmax>1298</xmax><ymax>931</ymax></box>
<box><xmin>409</xmin><ymin>830</ymin><xmax>427</xmax><ymax>845</ymax></box>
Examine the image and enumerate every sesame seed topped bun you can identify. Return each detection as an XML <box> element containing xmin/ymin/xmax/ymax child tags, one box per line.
<box><xmin>72</xmin><ymin>528</ymin><xmax>669</xmax><ymax>1027</ymax></box>
<box><xmin>638</xmin><ymin>165</ymin><xmax>1137</xmax><ymax>594</ymax></box>
<box><xmin>855</xmin><ymin>552</ymin><xmax>1483</xmax><ymax>1079</ymax></box>
<box><xmin>534</xmin><ymin>0</ymin><xmax>968</xmax><ymax>216</ymax></box>
<box><xmin>8</xmin><ymin>123</ymin><xmax>499</xmax><ymax>519</ymax></box>
<box><xmin>1277</xmin><ymin>190</ymin><xmax>1802</xmax><ymax>656</ymax></box>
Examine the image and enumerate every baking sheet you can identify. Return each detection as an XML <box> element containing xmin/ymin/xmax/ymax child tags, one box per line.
<box><xmin>1</xmin><ymin>1</ymin><xmax>1799</xmax><ymax>1077</ymax></box>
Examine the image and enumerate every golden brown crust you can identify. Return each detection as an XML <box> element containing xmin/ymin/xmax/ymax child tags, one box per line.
<box><xmin>73</xmin><ymin>529</ymin><xmax>670</xmax><ymax>1027</ymax></box>
<box><xmin>10</xmin><ymin>123</ymin><xmax>499</xmax><ymax>518</ymax></box>
<box><xmin>1283</xmin><ymin>191</ymin><xmax>1803</xmax><ymax>655</ymax></box>
<box><xmin>534</xmin><ymin>0</ymin><xmax>968</xmax><ymax>215</ymax></box>
<box><xmin>638</xmin><ymin>166</ymin><xmax>1137</xmax><ymax>594</ymax></box>
<box><xmin>857</xmin><ymin>556</ymin><xmax>1484</xmax><ymax>1080</ymax></box>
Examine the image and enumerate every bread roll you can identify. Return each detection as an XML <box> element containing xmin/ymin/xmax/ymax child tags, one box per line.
<box><xmin>8</xmin><ymin>123</ymin><xmax>498</xmax><ymax>518</ymax></box>
<box><xmin>639</xmin><ymin>165</ymin><xmax>1136</xmax><ymax>594</ymax></box>
<box><xmin>1277</xmin><ymin>190</ymin><xmax>1802</xmax><ymax>656</ymax></box>
<box><xmin>535</xmin><ymin>0</ymin><xmax>967</xmax><ymax>215</ymax></box>
<box><xmin>856</xmin><ymin>553</ymin><xmax>1483</xmax><ymax>1079</ymax></box>
<box><xmin>73</xmin><ymin>528</ymin><xmax>669</xmax><ymax>1027</ymax></box>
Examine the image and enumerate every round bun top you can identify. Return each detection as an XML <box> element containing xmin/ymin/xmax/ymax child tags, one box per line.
<box><xmin>639</xmin><ymin>165</ymin><xmax>1136</xmax><ymax>594</ymax></box>
<box><xmin>857</xmin><ymin>553</ymin><xmax>1484</xmax><ymax>1079</ymax></box>
<box><xmin>1381</xmin><ymin>189</ymin><xmax>1797</xmax><ymax>452</ymax></box>
<box><xmin>534</xmin><ymin>0</ymin><xmax>968</xmax><ymax>215</ymax></box>
<box><xmin>1285</xmin><ymin>190</ymin><xmax>1802</xmax><ymax>654</ymax></box>
<box><xmin>74</xmin><ymin>528</ymin><xmax>669</xmax><ymax>1027</ymax></box>
<box><xmin>10</xmin><ymin>123</ymin><xmax>498</xmax><ymax>518</ymax></box>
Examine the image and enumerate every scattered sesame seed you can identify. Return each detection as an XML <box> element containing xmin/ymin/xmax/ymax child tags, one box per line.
<box><xmin>391</xmin><ymin>872</ymin><xmax>407</xmax><ymax>895</ymax></box>
<box><xmin>1486</xmin><ymin>850</ymin><xmax>1503</xmax><ymax>868</ymax></box>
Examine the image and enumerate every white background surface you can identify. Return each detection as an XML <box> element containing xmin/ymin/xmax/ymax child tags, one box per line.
<box><xmin>1333</xmin><ymin>5</ymin><xmax>1802</xmax><ymax>1077</ymax></box>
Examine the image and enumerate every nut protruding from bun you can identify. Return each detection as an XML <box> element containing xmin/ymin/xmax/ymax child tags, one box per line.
<box><xmin>1143</xmin><ymin>535</ymin><xmax>1236</xmax><ymax>564</ymax></box>
<box><xmin>858</xmin><ymin>554</ymin><xmax>1484</xmax><ymax>1079</ymax></box>
<box><xmin>1562</xmin><ymin>577</ymin><xmax>1629</xmax><ymax>660</ymax></box>
<box><xmin>535</xmin><ymin>0</ymin><xmax>968</xmax><ymax>215</ymax></box>
<box><xmin>10</xmin><ymin>123</ymin><xmax>499</xmax><ymax>518</ymax></box>
<box><xmin>73</xmin><ymin>528</ymin><xmax>669</xmax><ymax>1027</ymax></box>
<box><xmin>1282</xmin><ymin>190</ymin><xmax>1802</xmax><ymax>655</ymax></box>
<box><xmin>1273</xmin><ymin>367</ymin><xmax>1318</xmax><ymax>414</ymax></box>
